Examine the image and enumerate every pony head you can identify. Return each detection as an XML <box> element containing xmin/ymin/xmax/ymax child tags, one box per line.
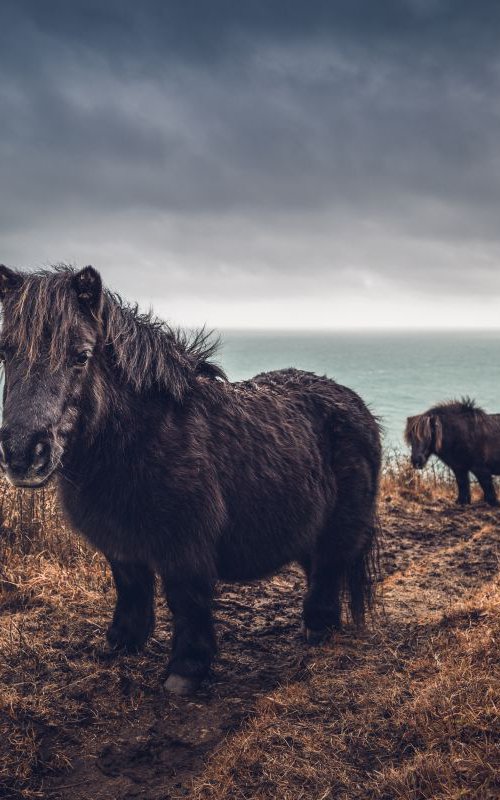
<box><xmin>0</xmin><ymin>264</ymin><xmax>102</xmax><ymax>487</ymax></box>
<box><xmin>404</xmin><ymin>412</ymin><xmax>443</xmax><ymax>469</ymax></box>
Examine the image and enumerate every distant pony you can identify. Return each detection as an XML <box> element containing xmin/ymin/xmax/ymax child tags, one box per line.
<box><xmin>405</xmin><ymin>399</ymin><xmax>500</xmax><ymax>506</ymax></box>
<box><xmin>0</xmin><ymin>264</ymin><xmax>381</xmax><ymax>695</ymax></box>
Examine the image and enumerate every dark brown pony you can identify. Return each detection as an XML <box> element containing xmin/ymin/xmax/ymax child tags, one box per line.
<box><xmin>0</xmin><ymin>264</ymin><xmax>381</xmax><ymax>695</ymax></box>
<box><xmin>405</xmin><ymin>399</ymin><xmax>500</xmax><ymax>506</ymax></box>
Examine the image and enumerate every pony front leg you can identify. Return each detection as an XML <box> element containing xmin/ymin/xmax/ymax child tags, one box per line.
<box><xmin>107</xmin><ymin>560</ymin><xmax>156</xmax><ymax>652</ymax></box>
<box><xmin>162</xmin><ymin>571</ymin><xmax>216</xmax><ymax>696</ymax></box>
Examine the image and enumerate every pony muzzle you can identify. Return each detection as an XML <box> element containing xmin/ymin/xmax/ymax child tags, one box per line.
<box><xmin>0</xmin><ymin>430</ymin><xmax>57</xmax><ymax>488</ymax></box>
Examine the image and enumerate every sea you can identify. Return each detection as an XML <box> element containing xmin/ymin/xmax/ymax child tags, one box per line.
<box><xmin>218</xmin><ymin>330</ymin><xmax>500</xmax><ymax>452</ymax></box>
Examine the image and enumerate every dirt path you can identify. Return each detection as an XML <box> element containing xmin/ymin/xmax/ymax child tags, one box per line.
<box><xmin>1</xmin><ymin>493</ymin><xmax>499</xmax><ymax>799</ymax></box>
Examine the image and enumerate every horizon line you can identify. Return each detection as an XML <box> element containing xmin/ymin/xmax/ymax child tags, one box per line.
<box><xmin>214</xmin><ymin>326</ymin><xmax>500</xmax><ymax>334</ymax></box>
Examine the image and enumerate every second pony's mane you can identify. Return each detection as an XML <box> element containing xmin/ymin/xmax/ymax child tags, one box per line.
<box><xmin>1</xmin><ymin>266</ymin><xmax>226</xmax><ymax>400</ymax></box>
<box><xmin>426</xmin><ymin>397</ymin><xmax>487</xmax><ymax>418</ymax></box>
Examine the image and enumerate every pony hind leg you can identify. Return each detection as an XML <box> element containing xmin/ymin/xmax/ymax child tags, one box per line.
<box><xmin>107</xmin><ymin>560</ymin><xmax>156</xmax><ymax>652</ymax></box>
<box><xmin>472</xmin><ymin>469</ymin><xmax>498</xmax><ymax>506</ymax></box>
<box><xmin>302</xmin><ymin>552</ymin><xmax>344</xmax><ymax>644</ymax></box>
<box><xmin>303</xmin><ymin>496</ymin><xmax>379</xmax><ymax>643</ymax></box>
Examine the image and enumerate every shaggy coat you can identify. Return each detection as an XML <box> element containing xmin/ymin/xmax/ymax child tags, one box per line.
<box><xmin>0</xmin><ymin>264</ymin><xmax>381</xmax><ymax>694</ymax></box>
<box><xmin>405</xmin><ymin>399</ymin><xmax>500</xmax><ymax>506</ymax></box>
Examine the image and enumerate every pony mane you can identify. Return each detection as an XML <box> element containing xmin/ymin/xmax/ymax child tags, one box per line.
<box><xmin>427</xmin><ymin>397</ymin><xmax>486</xmax><ymax>417</ymax></box>
<box><xmin>0</xmin><ymin>266</ymin><xmax>226</xmax><ymax>401</ymax></box>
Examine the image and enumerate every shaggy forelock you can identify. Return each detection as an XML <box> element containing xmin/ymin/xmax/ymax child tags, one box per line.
<box><xmin>405</xmin><ymin>414</ymin><xmax>431</xmax><ymax>447</ymax></box>
<box><xmin>1</xmin><ymin>268</ymin><xmax>85</xmax><ymax>369</ymax></box>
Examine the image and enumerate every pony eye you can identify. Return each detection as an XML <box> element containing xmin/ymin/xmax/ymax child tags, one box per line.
<box><xmin>75</xmin><ymin>350</ymin><xmax>91</xmax><ymax>366</ymax></box>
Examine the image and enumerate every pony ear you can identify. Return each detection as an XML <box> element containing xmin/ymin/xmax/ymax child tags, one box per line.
<box><xmin>432</xmin><ymin>415</ymin><xmax>443</xmax><ymax>452</ymax></box>
<box><xmin>0</xmin><ymin>265</ymin><xmax>23</xmax><ymax>301</ymax></box>
<box><xmin>73</xmin><ymin>266</ymin><xmax>103</xmax><ymax>315</ymax></box>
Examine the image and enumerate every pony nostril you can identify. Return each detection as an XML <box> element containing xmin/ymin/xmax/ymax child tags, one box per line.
<box><xmin>32</xmin><ymin>440</ymin><xmax>51</xmax><ymax>472</ymax></box>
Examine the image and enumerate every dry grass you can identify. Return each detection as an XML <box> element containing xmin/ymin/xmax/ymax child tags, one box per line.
<box><xmin>0</xmin><ymin>481</ymin><xmax>114</xmax><ymax>798</ymax></box>
<box><xmin>0</xmin><ymin>460</ymin><xmax>498</xmax><ymax>800</ymax></box>
<box><xmin>190</xmin><ymin>585</ymin><xmax>499</xmax><ymax>800</ymax></box>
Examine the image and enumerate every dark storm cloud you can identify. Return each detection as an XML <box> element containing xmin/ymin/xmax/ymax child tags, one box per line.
<box><xmin>1</xmin><ymin>1</ymin><xmax>500</xmax><ymax>321</ymax></box>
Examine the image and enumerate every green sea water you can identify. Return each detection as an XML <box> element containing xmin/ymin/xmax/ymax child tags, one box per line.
<box><xmin>218</xmin><ymin>330</ymin><xmax>500</xmax><ymax>452</ymax></box>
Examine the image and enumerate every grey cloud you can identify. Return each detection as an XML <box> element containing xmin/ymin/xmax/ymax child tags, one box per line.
<box><xmin>1</xmin><ymin>1</ymin><xmax>500</xmax><ymax>324</ymax></box>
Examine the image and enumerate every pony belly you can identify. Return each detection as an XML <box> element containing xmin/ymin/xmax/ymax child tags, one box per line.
<box><xmin>216</xmin><ymin>548</ymin><xmax>294</xmax><ymax>582</ymax></box>
<box><xmin>215</xmin><ymin>512</ymin><xmax>321</xmax><ymax>582</ymax></box>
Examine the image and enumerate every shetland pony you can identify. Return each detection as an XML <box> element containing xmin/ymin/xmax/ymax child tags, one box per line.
<box><xmin>0</xmin><ymin>264</ymin><xmax>381</xmax><ymax>694</ymax></box>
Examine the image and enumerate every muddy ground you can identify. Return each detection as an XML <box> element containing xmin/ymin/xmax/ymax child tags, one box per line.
<box><xmin>0</xmin><ymin>484</ymin><xmax>499</xmax><ymax>799</ymax></box>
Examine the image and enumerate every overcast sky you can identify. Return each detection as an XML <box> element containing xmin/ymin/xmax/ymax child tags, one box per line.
<box><xmin>1</xmin><ymin>1</ymin><xmax>500</xmax><ymax>328</ymax></box>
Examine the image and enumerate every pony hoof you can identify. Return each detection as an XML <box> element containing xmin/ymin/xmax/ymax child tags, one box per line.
<box><xmin>304</xmin><ymin>627</ymin><xmax>330</xmax><ymax>646</ymax></box>
<box><xmin>106</xmin><ymin>626</ymin><xmax>144</xmax><ymax>653</ymax></box>
<box><xmin>164</xmin><ymin>674</ymin><xmax>199</xmax><ymax>696</ymax></box>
